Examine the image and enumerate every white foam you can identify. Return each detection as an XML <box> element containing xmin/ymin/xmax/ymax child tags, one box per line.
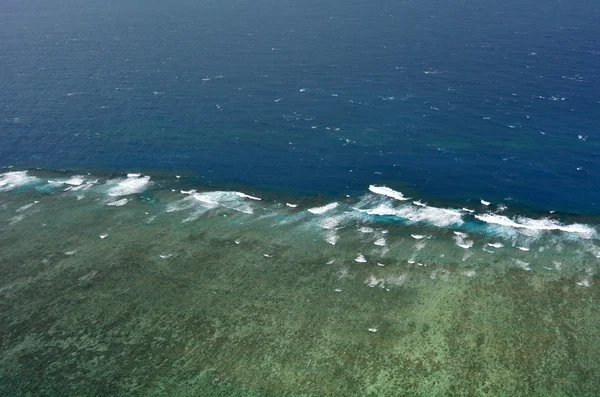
<box><xmin>286</xmin><ymin>203</ymin><xmax>298</xmax><ymax>208</ymax></box>
<box><xmin>192</xmin><ymin>191</ymin><xmax>258</xmax><ymax>214</ymax></box>
<box><xmin>99</xmin><ymin>234</ymin><xmax>108</xmax><ymax>239</ymax></box>
<box><xmin>107</xmin><ymin>198</ymin><xmax>129</xmax><ymax>206</ymax></box>
<box><xmin>355</xmin><ymin>254</ymin><xmax>367</xmax><ymax>263</ymax></box>
<box><xmin>514</xmin><ymin>259</ymin><xmax>531</xmax><ymax>271</ymax></box>
<box><xmin>374</xmin><ymin>237</ymin><xmax>386</xmax><ymax>246</ymax></box>
<box><xmin>0</xmin><ymin>171</ymin><xmax>38</xmax><ymax>192</ymax></box>
<box><xmin>462</xmin><ymin>207</ymin><xmax>475</xmax><ymax>213</ymax></box>
<box><xmin>321</xmin><ymin>215</ymin><xmax>343</xmax><ymax>230</ymax></box>
<box><xmin>368</xmin><ymin>185</ymin><xmax>410</xmax><ymax>201</ymax></box>
<box><xmin>107</xmin><ymin>175</ymin><xmax>152</xmax><ymax>196</ymax></box>
<box><xmin>235</xmin><ymin>192</ymin><xmax>261</xmax><ymax>201</ymax></box>
<box><xmin>360</xmin><ymin>203</ymin><xmax>463</xmax><ymax>227</ymax></box>
<box><xmin>487</xmin><ymin>242</ymin><xmax>504</xmax><ymax>248</ymax></box>
<box><xmin>65</xmin><ymin>175</ymin><xmax>85</xmax><ymax>186</ymax></box>
<box><xmin>181</xmin><ymin>189</ymin><xmax>196</xmax><ymax>195</ymax></box>
<box><xmin>411</xmin><ymin>234</ymin><xmax>426</xmax><ymax>239</ymax></box>
<box><xmin>396</xmin><ymin>205</ymin><xmax>464</xmax><ymax>227</ymax></box>
<box><xmin>576</xmin><ymin>278</ymin><xmax>591</xmax><ymax>287</ymax></box>
<box><xmin>453</xmin><ymin>233</ymin><xmax>473</xmax><ymax>249</ymax></box>
<box><xmin>475</xmin><ymin>214</ymin><xmax>596</xmax><ymax>238</ymax></box>
<box><xmin>159</xmin><ymin>254</ymin><xmax>172</xmax><ymax>259</ymax></box>
<box><xmin>16</xmin><ymin>202</ymin><xmax>37</xmax><ymax>212</ymax></box>
<box><xmin>517</xmin><ymin>246</ymin><xmax>530</xmax><ymax>251</ymax></box>
<box><xmin>9</xmin><ymin>215</ymin><xmax>24</xmax><ymax>225</ymax></box>
<box><xmin>481</xmin><ymin>199</ymin><xmax>491</xmax><ymax>206</ymax></box>
<box><xmin>413</xmin><ymin>200</ymin><xmax>426</xmax><ymax>207</ymax></box>
<box><xmin>325</xmin><ymin>230</ymin><xmax>339</xmax><ymax>245</ymax></box>
<box><xmin>365</xmin><ymin>275</ymin><xmax>383</xmax><ymax>288</ymax></box>
<box><xmin>308</xmin><ymin>202</ymin><xmax>338</xmax><ymax>215</ymax></box>
<box><xmin>358</xmin><ymin>226</ymin><xmax>374</xmax><ymax>233</ymax></box>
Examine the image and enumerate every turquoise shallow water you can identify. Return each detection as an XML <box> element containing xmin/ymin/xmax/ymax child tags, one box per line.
<box><xmin>1</xmin><ymin>170</ymin><xmax>600</xmax><ymax>396</ymax></box>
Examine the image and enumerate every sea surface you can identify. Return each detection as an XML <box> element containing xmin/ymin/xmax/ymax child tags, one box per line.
<box><xmin>1</xmin><ymin>0</ymin><xmax>600</xmax><ymax>396</ymax></box>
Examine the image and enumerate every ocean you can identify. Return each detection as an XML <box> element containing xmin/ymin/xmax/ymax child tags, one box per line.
<box><xmin>1</xmin><ymin>0</ymin><xmax>599</xmax><ymax>395</ymax></box>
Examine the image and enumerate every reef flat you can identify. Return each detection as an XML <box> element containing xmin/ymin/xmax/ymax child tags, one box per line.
<box><xmin>0</xmin><ymin>171</ymin><xmax>599</xmax><ymax>396</ymax></box>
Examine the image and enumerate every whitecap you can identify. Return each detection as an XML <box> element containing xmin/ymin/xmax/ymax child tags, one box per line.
<box><xmin>355</xmin><ymin>254</ymin><xmax>367</xmax><ymax>263</ymax></box>
<box><xmin>359</xmin><ymin>203</ymin><xmax>463</xmax><ymax>227</ymax></box>
<box><xmin>453</xmin><ymin>233</ymin><xmax>473</xmax><ymax>249</ymax></box>
<box><xmin>286</xmin><ymin>203</ymin><xmax>298</xmax><ymax>208</ymax></box>
<box><xmin>181</xmin><ymin>189</ymin><xmax>196</xmax><ymax>195</ymax></box>
<box><xmin>475</xmin><ymin>214</ymin><xmax>596</xmax><ymax>238</ymax></box>
<box><xmin>107</xmin><ymin>175</ymin><xmax>152</xmax><ymax>196</ymax></box>
<box><xmin>107</xmin><ymin>198</ymin><xmax>129</xmax><ymax>206</ymax></box>
<box><xmin>481</xmin><ymin>199</ymin><xmax>491</xmax><ymax>206</ymax></box>
<box><xmin>517</xmin><ymin>246</ymin><xmax>530</xmax><ymax>251</ymax></box>
<box><xmin>374</xmin><ymin>237</ymin><xmax>386</xmax><ymax>246</ymax></box>
<box><xmin>487</xmin><ymin>242</ymin><xmax>504</xmax><ymax>248</ymax></box>
<box><xmin>394</xmin><ymin>205</ymin><xmax>464</xmax><ymax>227</ymax></box>
<box><xmin>0</xmin><ymin>171</ymin><xmax>38</xmax><ymax>192</ymax></box>
<box><xmin>413</xmin><ymin>200</ymin><xmax>426</xmax><ymax>207</ymax></box>
<box><xmin>358</xmin><ymin>226</ymin><xmax>374</xmax><ymax>233</ymax></box>
<box><xmin>411</xmin><ymin>234</ymin><xmax>426</xmax><ymax>239</ymax></box>
<box><xmin>514</xmin><ymin>259</ymin><xmax>531</xmax><ymax>270</ymax></box>
<box><xmin>368</xmin><ymin>185</ymin><xmax>410</xmax><ymax>201</ymax></box>
<box><xmin>325</xmin><ymin>230</ymin><xmax>339</xmax><ymax>245</ymax></box>
<box><xmin>99</xmin><ymin>234</ymin><xmax>108</xmax><ymax>239</ymax></box>
<box><xmin>308</xmin><ymin>202</ymin><xmax>338</xmax><ymax>215</ymax></box>
<box><xmin>65</xmin><ymin>175</ymin><xmax>85</xmax><ymax>186</ymax></box>
<box><xmin>235</xmin><ymin>192</ymin><xmax>261</xmax><ymax>201</ymax></box>
<box><xmin>192</xmin><ymin>191</ymin><xmax>257</xmax><ymax>214</ymax></box>
<box><xmin>320</xmin><ymin>215</ymin><xmax>343</xmax><ymax>230</ymax></box>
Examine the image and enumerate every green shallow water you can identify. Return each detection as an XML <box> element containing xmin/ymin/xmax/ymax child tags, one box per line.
<box><xmin>1</xmin><ymin>179</ymin><xmax>600</xmax><ymax>396</ymax></box>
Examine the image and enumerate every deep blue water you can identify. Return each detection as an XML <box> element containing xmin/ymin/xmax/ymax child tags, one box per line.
<box><xmin>1</xmin><ymin>0</ymin><xmax>599</xmax><ymax>213</ymax></box>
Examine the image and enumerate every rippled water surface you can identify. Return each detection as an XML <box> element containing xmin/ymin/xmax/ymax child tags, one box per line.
<box><xmin>1</xmin><ymin>0</ymin><xmax>599</xmax><ymax>395</ymax></box>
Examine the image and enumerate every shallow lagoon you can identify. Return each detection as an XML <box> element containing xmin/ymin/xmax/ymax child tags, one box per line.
<box><xmin>1</xmin><ymin>170</ymin><xmax>599</xmax><ymax>396</ymax></box>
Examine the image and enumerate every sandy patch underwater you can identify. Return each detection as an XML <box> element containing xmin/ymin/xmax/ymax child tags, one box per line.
<box><xmin>0</xmin><ymin>170</ymin><xmax>600</xmax><ymax>396</ymax></box>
